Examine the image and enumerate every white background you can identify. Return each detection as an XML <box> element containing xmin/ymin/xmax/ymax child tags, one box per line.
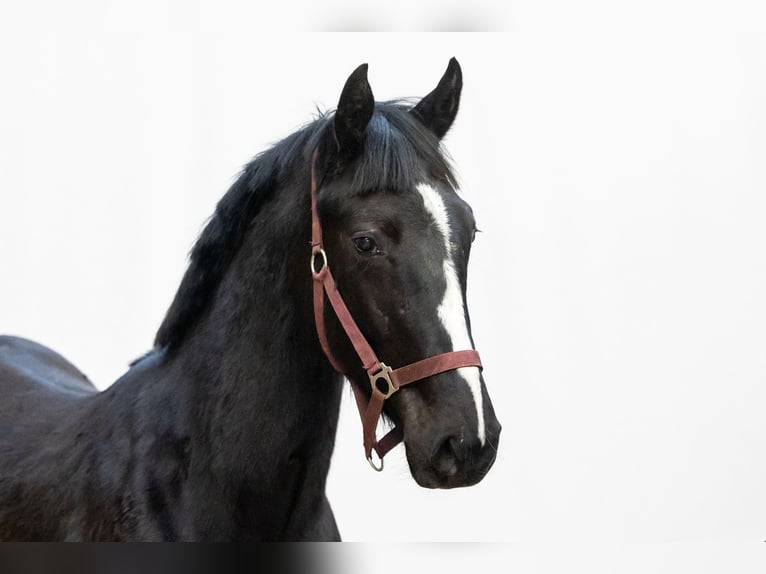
<box><xmin>1</xmin><ymin>2</ymin><xmax>765</xmax><ymax>571</ymax></box>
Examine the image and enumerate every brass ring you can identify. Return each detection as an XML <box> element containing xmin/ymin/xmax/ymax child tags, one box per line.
<box><xmin>310</xmin><ymin>248</ymin><xmax>327</xmax><ymax>275</ymax></box>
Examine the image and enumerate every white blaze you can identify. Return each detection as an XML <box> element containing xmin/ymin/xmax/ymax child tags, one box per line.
<box><xmin>417</xmin><ymin>183</ymin><xmax>486</xmax><ymax>446</ymax></box>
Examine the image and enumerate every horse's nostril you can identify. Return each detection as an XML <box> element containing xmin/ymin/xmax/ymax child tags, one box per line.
<box><xmin>425</xmin><ymin>432</ymin><xmax>498</xmax><ymax>487</ymax></box>
<box><xmin>448</xmin><ymin>436</ymin><xmax>467</xmax><ymax>462</ymax></box>
<box><xmin>431</xmin><ymin>435</ymin><xmax>463</xmax><ymax>477</ymax></box>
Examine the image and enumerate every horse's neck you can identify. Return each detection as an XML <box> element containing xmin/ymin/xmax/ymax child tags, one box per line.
<box><xmin>107</xmin><ymin>182</ymin><xmax>343</xmax><ymax>539</ymax></box>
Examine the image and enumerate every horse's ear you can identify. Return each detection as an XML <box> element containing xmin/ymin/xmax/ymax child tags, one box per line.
<box><xmin>411</xmin><ymin>57</ymin><xmax>463</xmax><ymax>139</ymax></box>
<box><xmin>334</xmin><ymin>63</ymin><xmax>374</xmax><ymax>158</ymax></box>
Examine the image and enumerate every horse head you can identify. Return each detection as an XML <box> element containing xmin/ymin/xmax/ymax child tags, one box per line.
<box><xmin>312</xmin><ymin>59</ymin><xmax>501</xmax><ymax>488</ymax></box>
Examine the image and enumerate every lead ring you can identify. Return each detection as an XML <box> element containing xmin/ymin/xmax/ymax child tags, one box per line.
<box><xmin>367</xmin><ymin>454</ymin><xmax>384</xmax><ymax>472</ymax></box>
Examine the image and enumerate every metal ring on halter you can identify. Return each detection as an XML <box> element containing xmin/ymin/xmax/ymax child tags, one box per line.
<box><xmin>367</xmin><ymin>453</ymin><xmax>384</xmax><ymax>472</ymax></box>
<box><xmin>310</xmin><ymin>248</ymin><xmax>327</xmax><ymax>275</ymax></box>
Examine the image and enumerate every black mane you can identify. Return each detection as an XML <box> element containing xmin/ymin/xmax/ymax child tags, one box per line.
<box><xmin>154</xmin><ymin>102</ymin><xmax>456</xmax><ymax>349</ymax></box>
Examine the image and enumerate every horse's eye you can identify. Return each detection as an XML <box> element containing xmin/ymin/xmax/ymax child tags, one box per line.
<box><xmin>353</xmin><ymin>236</ymin><xmax>376</xmax><ymax>253</ymax></box>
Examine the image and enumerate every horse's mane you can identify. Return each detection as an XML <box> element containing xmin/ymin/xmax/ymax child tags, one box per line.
<box><xmin>154</xmin><ymin>102</ymin><xmax>456</xmax><ymax>349</ymax></box>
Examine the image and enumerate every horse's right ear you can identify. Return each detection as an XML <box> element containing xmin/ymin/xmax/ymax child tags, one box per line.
<box><xmin>334</xmin><ymin>63</ymin><xmax>374</xmax><ymax>158</ymax></box>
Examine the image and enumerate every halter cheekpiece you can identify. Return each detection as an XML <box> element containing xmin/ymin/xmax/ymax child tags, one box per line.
<box><xmin>309</xmin><ymin>150</ymin><xmax>483</xmax><ymax>471</ymax></box>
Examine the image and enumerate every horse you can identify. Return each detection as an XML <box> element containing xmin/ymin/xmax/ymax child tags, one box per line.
<box><xmin>0</xmin><ymin>58</ymin><xmax>501</xmax><ymax>541</ymax></box>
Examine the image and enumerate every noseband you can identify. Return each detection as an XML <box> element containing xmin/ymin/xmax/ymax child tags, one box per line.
<box><xmin>309</xmin><ymin>152</ymin><xmax>483</xmax><ymax>471</ymax></box>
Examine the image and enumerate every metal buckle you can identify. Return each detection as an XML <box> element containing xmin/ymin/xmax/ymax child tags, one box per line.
<box><xmin>368</xmin><ymin>363</ymin><xmax>397</xmax><ymax>399</ymax></box>
<box><xmin>310</xmin><ymin>248</ymin><xmax>327</xmax><ymax>275</ymax></box>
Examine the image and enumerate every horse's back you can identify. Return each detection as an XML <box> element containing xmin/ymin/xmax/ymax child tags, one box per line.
<box><xmin>0</xmin><ymin>335</ymin><xmax>96</xmax><ymax>394</ymax></box>
<box><xmin>0</xmin><ymin>336</ymin><xmax>101</xmax><ymax>540</ymax></box>
<box><xmin>0</xmin><ymin>336</ymin><xmax>97</xmax><ymax>436</ymax></box>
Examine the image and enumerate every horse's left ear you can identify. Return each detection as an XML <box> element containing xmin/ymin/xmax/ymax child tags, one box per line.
<box><xmin>411</xmin><ymin>57</ymin><xmax>463</xmax><ymax>140</ymax></box>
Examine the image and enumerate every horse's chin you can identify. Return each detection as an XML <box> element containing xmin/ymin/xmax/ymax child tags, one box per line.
<box><xmin>408</xmin><ymin>464</ymin><xmax>490</xmax><ymax>489</ymax></box>
<box><xmin>405</xmin><ymin>445</ymin><xmax>497</xmax><ymax>490</ymax></box>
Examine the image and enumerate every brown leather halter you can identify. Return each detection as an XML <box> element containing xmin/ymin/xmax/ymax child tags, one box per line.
<box><xmin>309</xmin><ymin>151</ymin><xmax>483</xmax><ymax>471</ymax></box>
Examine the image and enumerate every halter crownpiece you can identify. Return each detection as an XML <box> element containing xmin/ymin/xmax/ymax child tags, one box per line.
<box><xmin>309</xmin><ymin>150</ymin><xmax>483</xmax><ymax>471</ymax></box>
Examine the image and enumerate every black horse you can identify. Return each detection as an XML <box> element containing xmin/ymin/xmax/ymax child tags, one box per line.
<box><xmin>0</xmin><ymin>59</ymin><xmax>501</xmax><ymax>541</ymax></box>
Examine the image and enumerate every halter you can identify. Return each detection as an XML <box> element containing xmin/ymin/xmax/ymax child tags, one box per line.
<box><xmin>309</xmin><ymin>151</ymin><xmax>483</xmax><ymax>471</ymax></box>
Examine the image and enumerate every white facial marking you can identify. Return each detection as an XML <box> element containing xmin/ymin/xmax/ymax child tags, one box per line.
<box><xmin>417</xmin><ymin>183</ymin><xmax>485</xmax><ymax>446</ymax></box>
